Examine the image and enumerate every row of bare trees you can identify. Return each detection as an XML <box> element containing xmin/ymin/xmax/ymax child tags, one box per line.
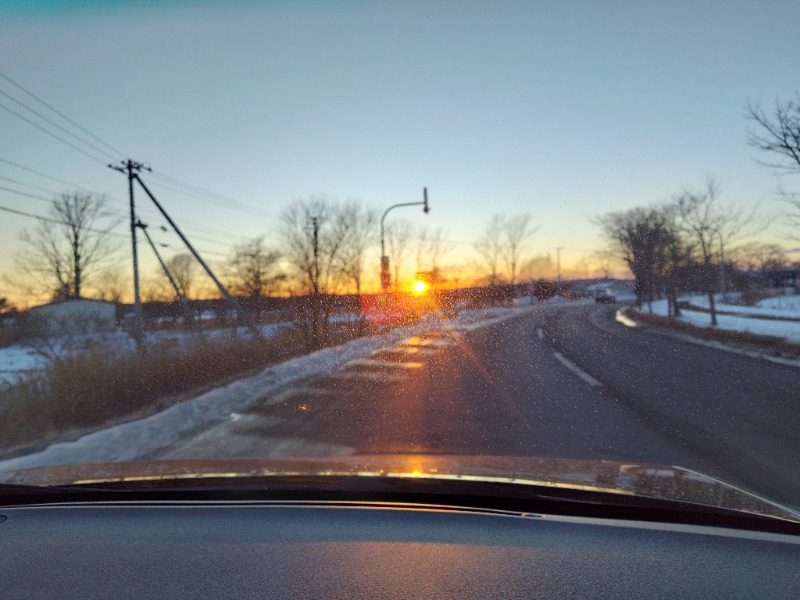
<box><xmin>473</xmin><ymin>213</ymin><xmax>537</xmax><ymax>285</ymax></box>
<box><xmin>596</xmin><ymin>179</ymin><xmax>762</xmax><ymax>325</ymax></box>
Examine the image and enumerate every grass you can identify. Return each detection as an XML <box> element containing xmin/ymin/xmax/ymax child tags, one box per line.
<box><xmin>0</xmin><ymin>322</ymin><xmax>373</xmax><ymax>459</ymax></box>
<box><xmin>624</xmin><ymin>306</ymin><xmax>800</xmax><ymax>359</ymax></box>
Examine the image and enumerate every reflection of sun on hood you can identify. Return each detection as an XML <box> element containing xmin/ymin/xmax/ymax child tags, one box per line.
<box><xmin>1</xmin><ymin>454</ymin><xmax>797</xmax><ymax>522</ymax></box>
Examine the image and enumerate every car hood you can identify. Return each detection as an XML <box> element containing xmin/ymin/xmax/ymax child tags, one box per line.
<box><xmin>0</xmin><ymin>454</ymin><xmax>797</xmax><ymax>522</ymax></box>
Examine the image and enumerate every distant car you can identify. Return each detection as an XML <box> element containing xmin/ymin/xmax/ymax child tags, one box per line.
<box><xmin>595</xmin><ymin>290</ymin><xmax>616</xmax><ymax>304</ymax></box>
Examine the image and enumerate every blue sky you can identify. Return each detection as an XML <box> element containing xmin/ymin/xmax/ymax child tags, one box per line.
<box><xmin>1</xmin><ymin>0</ymin><xmax>798</xmax><ymax>301</ymax></box>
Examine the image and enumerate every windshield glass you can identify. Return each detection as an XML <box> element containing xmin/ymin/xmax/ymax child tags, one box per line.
<box><xmin>1</xmin><ymin>1</ymin><xmax>798</xmax><ymax>518</ymax></box>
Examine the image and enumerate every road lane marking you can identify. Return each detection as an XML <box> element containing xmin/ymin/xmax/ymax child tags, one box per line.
<box><xmin>537</xmin><ymin>327</ymin><xmax>545</xmax><ymax>340</ymax></box>
<box><xmin>553</xmin><ymin>352</ymin><xmax>603</xmax><ymax>387</ymax></box>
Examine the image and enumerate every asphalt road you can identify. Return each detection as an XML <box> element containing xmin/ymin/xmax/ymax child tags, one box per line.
<box><xmin>158</xmin><ymin>302</ymin><xmax>800</xmax><ymax>508</ymax></box>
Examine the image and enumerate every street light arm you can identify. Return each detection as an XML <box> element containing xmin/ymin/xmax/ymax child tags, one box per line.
<box><xmin>380</xmin><ymin>202</ymin><xmax>425</xmax><ymax>255</ymax></box>
<box><xmin>380</xmin><ymin>189</ymin><xmax>429</xmax><ymax>257</ymax></box>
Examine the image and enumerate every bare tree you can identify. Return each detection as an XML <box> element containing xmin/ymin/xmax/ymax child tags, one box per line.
<box><xmin>336</xmin><ymin>200</ymin><xmax>378</xmax><ymax>301</ymax></box>
<box><xmin>414</xmin><ymin>225</ymin><xmax>429</xmax><ymax>272</ymax></box>
<box><xmin>278</xmin><ymin>197</ymin><xmax>351</xmax><ymax>349</ymax></box>
<box><xmin>674</xmin><ymin>179</ymin><xmax>757</xmax><ymax>325</ymax></box>
<box><xmin>748</xmin><ymin>96</ymin><xmax>800</xmax><ymax>173</ymax></box>
<box><xmin>474</xmin><ymin>214</ymin><xmax>506</xmax><ymax>285</ymax></box>
<box><xmin>13</xmin><ymin>191</ymin><xmax>116</xmax><ymax>301</ymax></box>
<box><xmin>747</xmin><ymin>97</ymin><xmax>800</xmax><ymax>239</ymax></box>
<box><xmin>93</xmin><ymin>268</ymin><xmax>128</xmax><ymax>303</ymax></box>
<box><xmin>593</xmin><ymin>250</ymin><xmax>614</xmax><ymax>279</ymax></box>
<box><xmin>425</xmin><ymin>227</ymin><xmax>452</xmax><ymax>272</ymax></box>
<box><xmin>228</xmin><ymin>236</ymin><xmax>283</xmax><ymax>299</ymax></box>
<box><xmin>595</xmin><ymin>205</ymin><xmax>681</xmax><ymax>314</ymax></box>
<box><xmin>732</xmin><ymin>242</ymin><xmax>784</xmax><ymax>273</ymax></box>
<box><xmin>385</xmin><ymin>218</ymin><xmax>413</xmax><ymax>290</ymax></box>
<box><xmin>501</xmin><ymin>213</ymin><xmax>537</xmax><ymax>284</ymax></box>
<box><xmin>520</xmin><ymin>254</ymin><xmax>555</xmax><ymax>280</ymax></box>
<box><xmin>166</xmin><ymin>253</ymin><xmax>198</xmax><ymax>300</ymax></box>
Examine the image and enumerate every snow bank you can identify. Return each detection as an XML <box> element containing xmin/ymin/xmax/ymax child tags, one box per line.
<box><xmin>645</xmin><ymin>299</ymin><xmax>800</xmax><ymax>342</ymax></box>
<box><xmin>756</xmin><ymin>295</ymin><xmax>800</xmax><ymax>313</ymax></box>
<box><xmin>687</xmin><ymin>295</ymin><xmax>800</xmax><ymax>320</ymax></box>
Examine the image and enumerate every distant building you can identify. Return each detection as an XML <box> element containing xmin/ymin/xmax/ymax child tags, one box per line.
<box><xmin>28</xmin><ymin>298</ymin><xmax>117</xmax><ymax>337</ymax></box>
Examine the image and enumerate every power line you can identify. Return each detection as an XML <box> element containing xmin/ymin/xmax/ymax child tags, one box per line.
<box><xmin>0</xmin><ymin>100</ymin><xmax>108</xmax><ymax>165</ymax></box>
<box><xmin>146</xmin><ymin>172</ymin><xmax>274</xmax><ymax>218</ymax></box>
<box><xmin>0</xmin><ymin>70</ymin><xmax>124</xmax><ymax>158</ymax></box>
<box><xmin>0</xmin><ymin>203</ymin><xmax>130</xmax><ymax>239</ymax></box>
<box><xmin>0</xmin><ymin>88</ymin><xmax>118</xmax><ymax>161</ymax></box>
<box><xmin>0</xmin><ymin>176</ymin><xmax>60</xmax><ymax>197</ymax></box>
<box><xmin>0</xmin><ymin>202</ymin><xmax>227</xmax><ymax>259</ymax></box>
<box><xmin>0</xmin><ymin>156</ymin><xmax>88</xmax><ymax>189</ymax></box>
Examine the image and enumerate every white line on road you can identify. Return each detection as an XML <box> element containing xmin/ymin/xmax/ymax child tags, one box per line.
<box><xmin>537</xmin><ymin>328</ymin><xmax>545</xmax><ymax>340</ymax></box>
<box><xmin>553</xmin><ymin>352</ymin><xmax>603</xmax><ymax>387</ymax></box>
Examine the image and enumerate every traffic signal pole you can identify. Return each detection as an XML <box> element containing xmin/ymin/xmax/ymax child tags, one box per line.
<box><xmin>380</xmin><ymin>187</ymin><xmax>429</xmax><ymax>294</ymax></box>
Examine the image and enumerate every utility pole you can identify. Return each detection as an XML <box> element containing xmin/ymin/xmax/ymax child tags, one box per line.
<box><xmin>109</xmin><ymin>159</ymin><xmax>149</xmax><ymax>345</ymax></box>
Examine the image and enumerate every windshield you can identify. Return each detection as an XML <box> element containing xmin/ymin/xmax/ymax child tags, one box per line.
<box><xmin>0</xmin><ymin>1</ymin><xmax>798</xmax><ymax>519</ymax></box>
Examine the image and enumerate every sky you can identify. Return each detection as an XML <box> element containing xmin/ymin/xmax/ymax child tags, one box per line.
<box><xmin>1</xmin><ymin>0</ymin><xmax>798</xmax><ymax>304</ymax></box>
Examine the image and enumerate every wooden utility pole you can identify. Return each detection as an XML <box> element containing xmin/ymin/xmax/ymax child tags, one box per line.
<box><xmin>109</xmin><ymin>159</ymin><xmax>148</xmax><ymax>345</ymax></box>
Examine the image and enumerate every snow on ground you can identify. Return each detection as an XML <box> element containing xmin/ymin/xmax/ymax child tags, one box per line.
<box><xmin>0</xmin><ymin>303</ymin><xmax>559</xmax><ymax>472</ymax></box>
<box><xmin>686</xmin><ymin>294</ymin><xmax>800</xmax><ymax>320</ymax></box>
<box><xmin>646</xmin><ymin>299</ymin><xmax>800</xmax><ymax>343</ymax></box>
<box><xmin>0</xmin><ymin>345</ymin><xmax>46</xmax><ymax>386</ymax></box>
<box><xmin>756</xmin><ymin>295</ymin><xmax>800</xmax><ymax>312</ymax></box>
<box><xmin>0</xmin><ymin>321</ymin><xmax>292</xmax><ymax>387</ymax></box>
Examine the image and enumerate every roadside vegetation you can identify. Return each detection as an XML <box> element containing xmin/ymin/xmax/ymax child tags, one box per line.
<box><xmin>0</xmin><ymin>321</ymin><xmax>376</xmax><ymax>459</ymax></box>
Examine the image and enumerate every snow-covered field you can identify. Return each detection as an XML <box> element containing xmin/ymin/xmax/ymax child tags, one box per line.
<box><xmin>645</xmin><ymin>297</ymin><xmax>800</xmax><ymax>343</ymax></box>
<box><xmin>0</xmin><ymin>321</ymin><xmax>291</xmax><ymax>386</ymax></box>
<box><xmin>0</xmin><ymin>302</ymin><xmax>562</xmax><ymax>471</ymax></box>
<box><xmin>686</xmin><ymin>293</ymin><xmax>800</xmax><ymax>320</ymax></box>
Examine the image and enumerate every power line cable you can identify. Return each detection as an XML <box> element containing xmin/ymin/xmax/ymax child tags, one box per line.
<box><xmin>0</xmin><ymin>100</ymin><xmax>108</xmax><ymax>165</ymax></box>
<box><xmin>146</xmin><ymin>172</ymin><xmax>275</xmax><ymax>218</ymax></box>
<box><xmin>0</xmin><ymin>175</ymin><xmax>60</xmax><ymax>197</ymax></box>
<box><xmin>0</xmin><ymin>155</ymin><xmax>86</xmax><ymax>189</ymax></box>
<box><xmin>0</xmin><ymin>184</ymin><xmax>133</xmax><ymax>224</ymax></box>
<box><xmin>1</xmin><ymin>202</ymin><xmax>227</xmax><ymax>259</ymax></box>
<box><xmin>0</xmin><ymin>70</ymin><xmax>125</xmax><ymax>158</ymax></box>
<box><xmin>0</xmin><ymin>203</ymin><xmax>130</xmax><ymax>239</ymax></box>
<box><xmin>0</xmin><ymin>88</ymin><xmax>118</xmax><ymax>161</ymax></box>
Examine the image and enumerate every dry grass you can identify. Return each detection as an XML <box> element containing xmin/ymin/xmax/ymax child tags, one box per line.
<box><xmin>0</xmin><ymin>322</ymin><xmax>370</xmax><ymax>458</ymax></box>
<box><xmin>624</xmin><ymin>307</ymin><xmax>800</xmax><ymax>358</ymax></box>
